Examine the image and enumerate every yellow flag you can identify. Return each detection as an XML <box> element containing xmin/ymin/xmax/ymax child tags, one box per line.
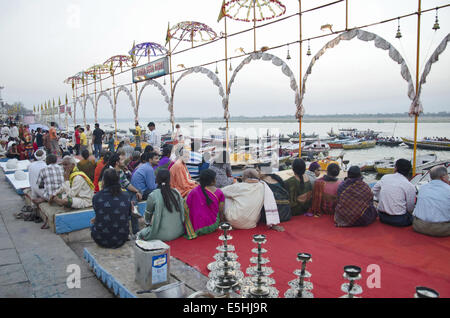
<box><xmin>217</xmin><ymin>0</ymin><xmax>226</xmax><ymax>23</ymax></box>
<box><xmin>65</xmin><ymin>94</ymin><xmax>68</xmax><ymax>105</ymax></box>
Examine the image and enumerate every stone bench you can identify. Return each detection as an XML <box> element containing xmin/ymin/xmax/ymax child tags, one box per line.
<box><xmin>0</xmin><ymin>160</ymin><xmax>30</xmax><ymax>174</ymax></box>
<box><xmin>5</xmin><ymin>172</ymin><xmax>30</xmax><ymax>195</ymax></box>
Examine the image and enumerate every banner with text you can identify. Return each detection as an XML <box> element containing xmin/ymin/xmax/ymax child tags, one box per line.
<box><xmin>132</xmin><ymin>57</ymin><xmax>169</xmax><ymax>83</ymax></box>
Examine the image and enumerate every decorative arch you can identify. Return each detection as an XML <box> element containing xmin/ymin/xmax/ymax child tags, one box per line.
<box><xmin>170</xmin><ymin>66</ymin><xmax>225</xmax><ymax>122</ymax></box>
<box><xmin>415</xmin><ymin>33</ymin><xmax>450</xmax><ymax>115</ymax></box>
<box><xmin>137</xmin><ymin>79</ymin><xmax>170</xmax><ymax>122</ymax></box>
<box><xmin>96</xmin><ymin>91</ymin><xmax>114</xmax><ymax>129</ymax></box>
<box><xmin>226</xmin><ymin>52</ymin><xmax>300</xmax><ymax>119</ymax></box>
<box><xmin>73</xmin><ymin>97</ymin><xmax>84</xmax><ymax>126</ymax></box>
<box><xmin>299</xmin><ymin>29</ymin><xmax>415</xmax><ymax>116</ymax></box>
<box><xmin>83</xmin><ymin>95</ymin><xmax>96</xmax><ymax>124</ymax></box>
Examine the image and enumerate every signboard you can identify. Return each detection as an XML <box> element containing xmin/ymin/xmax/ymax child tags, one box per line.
<box><xmin>132</xmin><ymin>57</ymin><xmax>169</xmax><ymax>83</ymax></box>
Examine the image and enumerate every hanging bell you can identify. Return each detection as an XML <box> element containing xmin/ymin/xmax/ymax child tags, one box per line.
<box><xmin>432</xmin><ymin>8</ymin><xmax>440</xmax><ymax>31</ymax></box>
<box><xmin>286</xmin><ymin>45</ymin><xmax>291</xmax><ymax>60</ymax></box>
<box><xmin>229</xmin><ymin>61</ymin><xmax>233</xmax><ymax>71</ymax></box>
<box><xmin>306</xmin><ymin>40</ymin><xmax>312</xmax><ymax>56</ymax></box>
<box><xmin>215</xmin><ymin>63</ymin><xmax>219</xmax><ymax>74</ymax></box>
<box><xmin>163</xmin><ymin>76</ymin><xmax>166</xmax><ymax>85</ymax></box>
<box><xmin>130</xmin><ymin>85</ymin><xmax>133</xmax><ymax>93</ymax></box>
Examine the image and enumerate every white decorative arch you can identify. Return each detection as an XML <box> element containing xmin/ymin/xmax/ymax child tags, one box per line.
<box><xmin>226</xmin><ymin>52</ymin><xmax>300</xmax><ymax>119</ymax></box>
<box><xmin>96</xmin><ymin>91</ymin><xmax>114</xmax><ymax>129</ymax></box>
<box><xmin>83</xmin><ymin>95</ymin><xmax>96</xmax><ymax>125</ymax></box>
<box><xmin>415</xmin><ymin>33</ymin><xmax>450</xmax><ymax>115</ymax></box>
<box><xmin>73</xmin><ymin>97</ymin><xmax>84</xmax><ymax>126</ymax></box>
<box><xmin>137</xmin><ymin>80</ymin><xmax>170</xmax><ymax>122</ymax></box>
<box><xmin>171</xmin><ymin>66</ymin><xmax>225</xmax><ymax>121</ymax></box>
<box><xmin>299</xmin><ymin>29</ymin><xmax>415</xmax><ymax>116</ymax></box>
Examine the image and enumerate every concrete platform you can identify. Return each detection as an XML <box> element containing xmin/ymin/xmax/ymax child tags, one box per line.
<box><xmin>83</xmin><ymin>241</ymin><xmax>207</xmax><ymax>298</ymax></box>
<box><xmin>0</xmin><ymin>160</ymin><xmax>31</xmax><ymax>174</ymax></box>
<box><xmin>5</xmin><ymin>172</ymin><xmax>30</xmax><ymax>195</ymax></box>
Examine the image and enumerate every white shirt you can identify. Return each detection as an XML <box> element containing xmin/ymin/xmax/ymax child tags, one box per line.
<box><xmin>1</xmin><ymin>126</ymin><xmax>10</xmax><ymax>137</ymax></box>
<box><xmin>10</xmin><ymin>126</ymin><xmax>19</xmax><ymax>138</ymax></box>
<box><xmin>413</xmin><ymin>180</ymin><xmax>450</xmax><ymax>223</ymax></box>
<box><xmin>59</xmin><ymin>138</ymin><xmax>68</xmax><ymax>152</ymax></box>
<box><xmin>147</xmin><ymin>129</ymin><xmax>161</xmax><ymax>149</ymax></box>
<box><xmin>29</xmin><ymin>160</ymin><xmax>47</xmax><ymax>197</ymax></box>
<box><xmin>372</xmin><ymin>173</ymin><xmax>416</xmax><ymax>215</ymax></box>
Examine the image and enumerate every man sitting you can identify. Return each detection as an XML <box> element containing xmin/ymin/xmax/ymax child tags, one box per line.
<box><xmin>77</xmin><ymin>149</ymin><xmax>96</xmax><ymax>181</ymax></box>
<box><xmin>50</xmin><ymin>156</ymin><xmax>94</xmax><ymax>209</ymax></box>
<box><xmin>34</xmin><ymin>154</ymin><xmax>65</xmax><ymax>205</ymax></box>
<box><xmin>222</xmin><ymin>168</ymin><xmax>283</xmax><ymax>231</ymax></box>
<box><xmin>372</xmin><ymin>159</ymin><xmax>416</xmax><ymax>227</ymax></box>
<box><xmin>130</xmin><ymin>152</ymin><xmax>159</xmax><ymax>200</ymax></box>
<box><xmin>412</xmin><ymin>165</ymin><xmax>450</xmax><ymax>237</ymax></box>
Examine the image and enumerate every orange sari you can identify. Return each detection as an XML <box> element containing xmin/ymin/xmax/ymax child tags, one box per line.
<box><xmin>170</xmin><ymin>159</ymin><xmax>197</xmax><ymax>198</ymax></box>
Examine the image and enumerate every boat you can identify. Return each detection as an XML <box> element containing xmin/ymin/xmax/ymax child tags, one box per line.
<box><xmin>288</xmin><ymin>132</ymin><xmax>318</xmax><ymax>139</ymax></box>
<box><xmin>376</xmin><ymin>137</ymin><xmax>402</xmax><ymax>146</ymax></box>
<box><xmin>401</xmin><ymin>137</ymin><xmax>450</xmax><ymax>151</ymax></box>
<box><xmin>342</xmin><ymin>139</ymin><xmax>376</xmax><ymax>150</ymax></box>
<box><xmin>410</xmin><ymin>161</ymin><xmax>450</xmax><ymax>189</ymax></box>
<box><xmin>303</xmin><ymin>140</ymin><xmax>330</xmax><ymax>153</ymax></box>
<box><xmin>376</xmin><ymin>154</ymin><xmax>438</xmax><ymax>175</ymax></box>
<box><xmin>317</xmin><ymin>158</ymin><xmax>340</xmax><ymax>171</ymax></box>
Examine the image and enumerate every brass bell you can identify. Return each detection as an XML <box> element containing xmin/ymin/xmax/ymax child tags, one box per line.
<box><xmin>229</xmin><ymin>62</ymin><xmax>233</xmax><ymax>71</ymax></box>
<box><xmin>432</xmin><ymin>8</ymin><xmax>440</xmax><ymax>31</ymax></box>
<box><xmin>395</xmin><ymin>28</ymin><xmax>402</xmax><ymax>39</ymax></box>
<box><xmin>215</xmin><ymin>63</ymin><xmax>219</xmax><ymax>74</ymax></box>
<box><xmin>306</xmin><ymin>40</ymin><xmax>312</xmax><ymax>56</ymax></box>
<box><xmin>286</xmin><ymin>49</ymin><xmax>291</xmax><ymax>60</ymax></box>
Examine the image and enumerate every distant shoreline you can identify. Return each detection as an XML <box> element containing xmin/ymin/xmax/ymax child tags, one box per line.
<box><xmin>97</xmin><ymin>116</ymin><xmax>450</xmax><ymax>124</ymax></box>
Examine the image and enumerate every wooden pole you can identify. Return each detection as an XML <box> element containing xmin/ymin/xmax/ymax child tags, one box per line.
<box><xmin>112</xmin><ymin>72</ymin><xmax>118</xmax><ymax>141</ymax></box>
<box><xmin>298</xmin><ymin>0</ymin><xmax>303</xmax><ymax>157</ymax></box>
<box><xmin>413</xmin><ymin>0</ymin><xmax>421</xmax><ymax>176</ymax></box>
<box><xmin>225</xmin><ymin>17</ymin><xmax>230</xmax><ymax>153</ymax></box>
<box><xmin>346</xmin><ymin>0</ymin><xmax>348</xmax><ymax>30</ymax></box>
<box><xmin>253</xmin><ymin>0</ymin><xmax>257</xmax><ymax>52</ymax></box>
<box><xmin>168</xmin><ymin>29</ymin><xmax>175</xmax><ymax>132</ymax></box>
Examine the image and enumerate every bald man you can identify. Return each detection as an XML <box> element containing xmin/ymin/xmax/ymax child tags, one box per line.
<box><xmin>412</xmin><ymin>165</ymin><xmax>450</xmax><ymax>237</ymax></box>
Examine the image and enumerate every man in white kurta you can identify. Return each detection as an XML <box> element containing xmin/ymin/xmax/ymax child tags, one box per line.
<box><xmin>222</xmin><ymin>169</ymin><xmax>265</xmax><ymax>229</ymax></box>
<box><xmin>51</xmin><ymin>156</ymin><xmax>94</xmax><ymax>209</ymax></box>
<box><xmin>29</xmin><ymin>149</ymin><xmax>47</xmax><ymax>200</ymax></box>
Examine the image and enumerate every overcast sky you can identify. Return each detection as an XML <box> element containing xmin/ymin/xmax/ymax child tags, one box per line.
<box><xmin>1</xmin><ymin>0</ymin><xmax>449</xmax><ymax>121</ymax></box>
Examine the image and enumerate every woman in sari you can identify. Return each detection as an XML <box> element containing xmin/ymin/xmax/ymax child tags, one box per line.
<box><xmin>137</xmin><ymin>169</ymin><xmax>186</xmax><ymax>242</ymax></box>
<box><xmin>155</xmin><ymin>144</ymin><xmax>173</xmax><ymax>174</ymax></box>
<box><xmin>284</xmin><ymin>158</ymin><xmax>313</xmax><ymax>216</ymax></box>
<box><xmin>310</xmin><ymin>163</ymin><xmax>342</xmax><ymax>216</ymax></box>
<box><xmin>186</xmin><ymin>169</ymin><xmax>225</xmax><ymax>237</ymax></box>
<box><xmin>334</xmin><ymin>166</ymin><xmax>377</xmax><ymax>227</ymax></box>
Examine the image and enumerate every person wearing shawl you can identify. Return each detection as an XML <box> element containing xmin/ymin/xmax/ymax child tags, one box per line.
<box><xmin>127</xmin><ymin>150</ymin><xmax>141</xmax><ymax>174</ymax></box>
<box><xmin>77</xmin><ymin>149</ymin><xmax>97</xmax><ymax>182</ymax></box>
<box><xmin>222</xmin><ymin>168</ymin><xmax>283</xmax><ymax>231</ymax></box>
<box><xmin>310</xmin><ymin>163</ymin><xmax>342</xmax><ymax>216</ymax></box>
<box><xmin>258</xmin><ymin>165</ymin><xmax>292</xmax><ymax>223</ymax></box>
<box><xmin>169</xmin><ymin>147</ymin><xmax>198</xmax><ymax>198</ymax></box>
<box><xmin>185</xmin><ymin>169</ymin><xmax>225</xmax><ymax>238</ymax></box>
<box><xmin>50</xmin><ymin>156</ymin><xmax>94</xmax><ymax>209</ymax></box>
<box><xmin>334</xmin><ymin>166</ymin><xmax>377</xmax><ymax>227</ymax></box>
<box><xmin>209</xmin><ymin>150</ymin><xmax>234</xmax><ymax>188</ymax></box>
<box><xmin>285</xmin><ymin>158</ymin><xmax>313</xmax><ymax>216</ymax></box>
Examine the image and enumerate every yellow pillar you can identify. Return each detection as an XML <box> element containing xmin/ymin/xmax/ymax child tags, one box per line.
<box><xmin>413</xmin><ymin>0</ymin><xmax>421</xmax><ymax>176</ymax></box>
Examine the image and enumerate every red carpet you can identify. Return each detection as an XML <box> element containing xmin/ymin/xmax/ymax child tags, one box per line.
<box><xmin>168</xmin><ymin>215</ymin><xmax>450</xmax><ymax>298</ymax></box>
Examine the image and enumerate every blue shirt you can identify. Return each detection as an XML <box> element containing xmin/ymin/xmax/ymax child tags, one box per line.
<box><xmin>131</xmin><ymin>162</ymin><xmax>157</xmax><ymax>193</ymax></box>
<box><xmin>413</xmin><ymin>180</ymin><xmax>450</xmax><ymax>223</ymax></box>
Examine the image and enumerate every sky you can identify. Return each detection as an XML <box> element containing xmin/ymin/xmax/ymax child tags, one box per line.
<box><xmin>0</xmin><ymin>0</ymin><xmax>449</xmax><ymax>122</ymax></box>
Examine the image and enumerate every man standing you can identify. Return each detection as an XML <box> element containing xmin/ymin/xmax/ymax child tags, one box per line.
<box><xmin>92</xmin><ymin>123</ymin><xmax>104</xmax><ymax>160</ymax></box>
<box><xmin>412</xmin><ymin>165</ymin><xmax>450</xmax><ymax>237</ymax></box>
<box><xmin>134</xmin><ymin>121</ymin><xmax>142</xmax><ymax>150</ymax></box>
<box><xmin>10</xmin><ymin>122</ymin><xmax>19</xmax><ymax>141</ymax></box>
<box><xmin>147</xmin><ymin>122</ymin><xmax>161</xmax><ymax>153</ymax></box>
<box><xmin>74</xmin><ymin>126</ymin><xmax>81</xmax><ymax>155</ymax></box>
<box><xmin>372</xmin><ymin>159</ymin><xmax>416</xmax><ymax>227</ymax></box>
<box><xmin>35</xmin><ymin>127</ymin><xmax>44</xmax><ymax>150</ymax></box>
<box><xmin>79</xmin><ymin>127</ymin><xmax>88</xmax><ymax>153</ymax></box>
<box><xmin>49</xmin><ymin>122</ymin><xmax>59</xmax><ymax>156</ymax></box>
<box><xmin>86</xmin><ymin>124</ymin><xmax>93</xmax><ymax>155</ymax></box>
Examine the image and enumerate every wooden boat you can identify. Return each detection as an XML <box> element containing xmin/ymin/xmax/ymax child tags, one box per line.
<box><xmin>342</xmin><ymin>140</ymin><xmax>376</xmax><ymax>150</ymax></box>
<box><xmin>317</xmin><ymin>158</ymin><xmax>340</xmax><ymax>171</ymax></box>
<box><xmin>376</xmin><ymin>154</ymin><xmax>438</xmax><ymax>175</ymax></box>
<box><xmin>401</xmin><ymin>137</ymin><xmax>450</xmax><ymax>151</ymax></box>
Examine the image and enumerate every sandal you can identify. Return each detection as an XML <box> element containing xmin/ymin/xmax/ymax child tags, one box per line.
<box><xmin>40</xmin><ymin>222</ymin><xmax>49</xmax><ymax>230</ymax></box>
<box><xmin>14</xmin><ymin>212</ymin><xmax>24</xmax><ymax>219</ymax></box>
<box><xmin>21</xmin><ymin>206</ymin><xmax>33</xmax><ymax>213</ymax></box>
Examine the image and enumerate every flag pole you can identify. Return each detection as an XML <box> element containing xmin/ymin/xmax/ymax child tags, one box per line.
<box><xmin>168</xmin><ymin>23</ymin><xmax>175</xmax><ymax>132</ymax></box>
<box><xmin>412</xmin><ymin>0</ymin><xmax>421</xmax><ymax>176</ymax></box>
<box><xmin>298</xmin><ymin>0</ymin><xmax>303</xmax><ymax>158</ymax></box>
<box><xmin>225</xmin><ymin>17</ymin><xmax>230</xmax><ymax>154</ymax></box>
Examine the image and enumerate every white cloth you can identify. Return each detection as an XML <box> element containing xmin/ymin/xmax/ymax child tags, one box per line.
<box><xmin>57</xmin><ymin>175</ymin><xmax>94</xmax><ymax>209</ymax></box>
<box><xmin>262</xmin><ymin>181</ymin><xmax>280</xmax><ymax>226</ymax></box>
<box><xmin>28</xmin><ymin>161</ymin><xmax>47</xmax><ymax>199</ymax></box>
<box><xmin>1</xmin><ymin>126</ymin><xmax>10</xmax><ymax>139</ymax></box>
<box><xmin>10</xmin><ymin>126</ymin><xmax>19</xmax><ymax>138</ymax></box>
<box><xmin>147</xmin><ymin>130</ymin><xmax>161</xmax><ymax>149</ymax></box>
<box><xmin>59</xmin><ymin>138</ymin><xmax>68</xmax><ymax>152</ymax></box>
<box><xmin>372</xmin><ymin>173</ymin><xmax>416</xmax><ymax>215</ymax></box>
<box><xmin>222</xmin><ymin>181</ymin><xmax>264</xmax><ymax>229</ymax></box>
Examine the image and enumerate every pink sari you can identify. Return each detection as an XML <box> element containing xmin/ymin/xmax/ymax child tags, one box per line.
<box><xmin>186</xmin><ymin>186</ymin><xmax>224</xmax><ymax>236</ymax></box>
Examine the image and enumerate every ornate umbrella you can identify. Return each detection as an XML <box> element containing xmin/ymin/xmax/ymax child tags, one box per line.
<box><xmin>169</xmin><ymin>21</ymin><xmax>218</xmax><ymax>48</ymax></box>
<box><xmin>129</xmin><ymin>42</ymin><xmax>168</xmax><ymax>63</ymax></box>
<box><xmin>104</xmin><ymin>55</ymin><xmax>133</xmax><ymax>74</ymax></box>
<box><xmin>222</xmin><ymin>0</ymin><xmax>286</xmax><ymax>51</ymax></box>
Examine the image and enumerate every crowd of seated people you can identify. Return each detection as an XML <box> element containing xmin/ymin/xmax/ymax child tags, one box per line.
<box><xmin>7</xmin><ymin>121</ymin><xmax>448</xmax><ymax>250</ymax></box>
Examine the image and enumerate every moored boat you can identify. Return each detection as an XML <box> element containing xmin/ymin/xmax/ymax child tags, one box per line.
<box><xmin>401</xmin><ymin>137</ymin><xmax>450</xmax><ymax>151</ymax></box>
<box><xmin>342</xmin><ymin>139</ymin><xmax>376</xmax><ymax>150</ymax></box>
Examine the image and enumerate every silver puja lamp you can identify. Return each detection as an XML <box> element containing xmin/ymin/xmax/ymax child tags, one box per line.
<box><xmin>340</xmin><ymin>265</ymin><xmax>363</xmax><ymax>298</ymax></box>
<box><xmin>285</xmin><ymin>252</ymin><xmax>314</xmax><ymax>298</ymax></box>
